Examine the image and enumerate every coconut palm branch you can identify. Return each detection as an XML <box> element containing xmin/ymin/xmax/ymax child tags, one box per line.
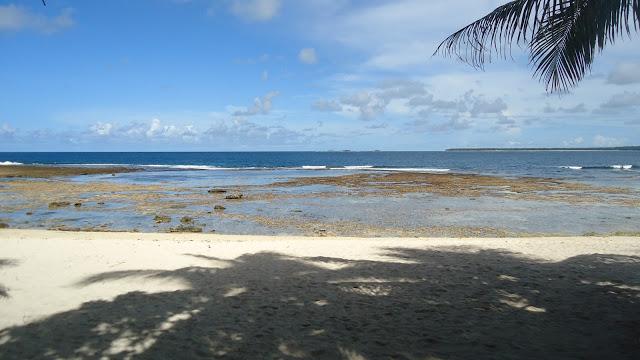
<box><xmin>436</xmin><ymin>0</ymin><xmax>640</xmax><ymax>92</ymax></box>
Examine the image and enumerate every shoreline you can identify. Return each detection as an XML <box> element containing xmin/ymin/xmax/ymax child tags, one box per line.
<box><xmin>3</xmin><ymin>228</ymin><xmax>640</xmax><ymax>240</ymax></box>
<box><xmin>0</xmin><ymin>165</ymin><xmax>138</xmax><ymax>178</ymax></box>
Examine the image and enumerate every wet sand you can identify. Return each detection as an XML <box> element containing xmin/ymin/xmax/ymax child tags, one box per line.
<box><xmin>0</xmin><ymin>165</ymin><xmax>137</xmax><ymax>178</ymax></box>
<box><xmin>271</xmin><ymin>172</ymin><xmax>637</xmax><ymax>204</ymax></box>
<box><xmin>0</xmin><ymin>229</ymin><xmax>638</xmax><ymax>359</ymax></box>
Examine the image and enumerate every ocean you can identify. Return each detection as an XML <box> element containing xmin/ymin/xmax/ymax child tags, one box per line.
<box><xmin>1</xmin><ymin>151</ymin><xmax>638</xmax><ymax>188</ymax></box>
<box><xmin>0</xmin><ymin>151</ymin><xmax>640</xmax><ymax>172</ymax></box>
<box><xmin>1</xmin><ymin>151</ymin><xmax>639</xmax><ymax>235</ymax></box>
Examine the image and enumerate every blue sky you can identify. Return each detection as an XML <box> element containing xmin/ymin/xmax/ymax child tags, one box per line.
<box><xmin>0</xmin><ymin>0</ymin><xmax>639</xmax><ymax>151</ymax></box>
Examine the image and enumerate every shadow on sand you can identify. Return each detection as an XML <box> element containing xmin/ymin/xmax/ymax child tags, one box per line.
<box><xmin>0</xmin><ymin>259</ymin><xmax>19</xmax><ymax>298</ymax></box>
<box><xmin>0</xmin><ymin>247</ymin><xmax>638</xmax><ymax>359</ymax></box>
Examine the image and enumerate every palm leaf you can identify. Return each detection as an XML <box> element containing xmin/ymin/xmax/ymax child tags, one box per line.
<box><xmin>436</xmin><ymin>0</ymin><xmax>640</xmax><ymax>92</ymax></box>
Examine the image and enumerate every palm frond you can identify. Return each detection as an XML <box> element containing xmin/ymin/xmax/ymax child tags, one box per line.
<box><xmin>436</xmin><ymin>0</ymin><xmax>640</xmax><ymax>92</ymax></box>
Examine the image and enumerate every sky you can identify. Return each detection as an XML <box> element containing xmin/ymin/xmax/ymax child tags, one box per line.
<box><xmin>0</xmin><ymin>0</ymin><xmax>639</xmax><ymax>151</ymax></box>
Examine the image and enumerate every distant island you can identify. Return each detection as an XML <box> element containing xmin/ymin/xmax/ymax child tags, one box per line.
<box><xmin>446</xmin><ymin>146</ymin><xmax>640</xmax><ymax>152</ymax></box>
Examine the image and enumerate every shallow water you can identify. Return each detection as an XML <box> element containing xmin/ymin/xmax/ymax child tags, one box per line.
<box><xmin>1</xmin><ymin>151</ymin><xmax>639</xmax><ymax>236</ymax></box>
<box><xmin>1</xmin><ymin>168</ymin><xmax>638</xmax><ymax>236</ymax></box>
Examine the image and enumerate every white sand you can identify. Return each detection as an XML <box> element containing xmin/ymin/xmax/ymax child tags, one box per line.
<box><xmin>0</xmin><ymin>230</ymin><xmax>639</xmax><ymax>359</ymax></box>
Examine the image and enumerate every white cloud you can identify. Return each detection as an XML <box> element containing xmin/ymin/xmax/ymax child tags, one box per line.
<box><xmin>340</xmin><ymin>91</ymin><xmax>387</xmax><ymax>120</ymax></box>
<box><xmin>378</xmin><ymin>79</ymin><xmax>426</xmax><ymax>100</ymax></box>
<box><xmin>146</xmin><ymin>118</ymin><xmax>165</xmax><ymax>138</ymax></box>
<box><xmin>430</xmin><ymin>116</ymin><xmax>473</xmax><ymax>132</ymax></box>
<box><xmin>325</xmin><ymin>79</ymin><xmax>511</xmax><ymax>131</ymax></box>
<box><xmin>407</xmin><ymin>95</ymin><xmax>434</xmax><ymax>107</ymax></box>
<box><xmin>607</xmin><ymin>62</ymin><xmax>640</xmax><ymax>85</ymax></box>
<box><xmin>204</xmin><ymin>118</ymin><xmax>307</xmax><ymax>145</ymax></box>
<box><xmin>544</xmin><ymin>103</ymin><xmax>587</xmax><ymax>113</ymax></box>
<box><xmin>0</xmin><ymin>5</ymin><xmax>74</xmax><ymax>34</ymax></box>
<box><xmin>311</xmin><ymin>0</ymin><xmax>504</xmax><ymax>70</ymax></box>
<box><xmin>27</xmin><ymin>117</ymin><xmax>311</xmax><ymax>148</ymax></box>
<box><xmin>599</xmin><ymin>91</ymin><xmax>640</xmax><ymax>110</ymax></box>
<box><xmin>593</xmin><ymin>135</ymin><xmax>625</xmax><ymax>147</ymax></box>
<box><xmin>366</xmin><ymin>122</ymin><xmax>388</xmax><ymax>129</ymax></box>
<box><xmin>470</xmin><ymin>97</ymin><xmax>507</xmax><ymax>116</ymax></box>
<box><xmin>144</xmin><ymin>118</ymin><xmax>197</xmax><ymax>140</ymax></box>
<box><xmin>334</xmin><ymin>79</ymin><xmax>428</xmax><ymax>120</ymax></box>
<box><xmin>0</xmin><ymin>123</ymin><xmax>15</xmax><ymax>137</ymax></box>
<box><xmin>120</xmin><ymin>119</ymin><xmax>199</xmax><ymax>142</ymax></box>
<box><xmin>312</xmin><ymin>99</ymin><xmax>342</xmax><ymax>112</ymax></box>
<box><xmin>229</xmin><ymin>0</ymin><xmax>281</xmax><ymax>22</ymax></box>
<box><xmin>233</xmin><ymin>91</ymin><xmax>280</xmax><ymax>117</ymax></box>
<box><xmin>562</xmin><ymin>137</ymin><xmax>584</xmax><ymax>146</ymax></box>
<box><xmin>261</xmin><ymin>70</ymin><xmax>269</xmax><ymax>81</ymax></box>
<box><xmin>3</xmin><ymin>119</ymin><xmax>205</xmax><ymax>147</ymax></box>
<box><xmin>298</xmin><ymin>48</ymin><xmax>318</xmax><ymax>64</ymax></box>
<box><xmin>405</xmin><ymin>113</ymin><xmax>470</xmax><ymax>133</ymax></box>
<box><xmin>363</xmin><ymin>41</ymin><xmax>435</xmax><ymax>70</ymax></box>
<box><xmin>89</xmin><ymin>122</ymin><xmax>113</xmax><ymax>136</ymax></box>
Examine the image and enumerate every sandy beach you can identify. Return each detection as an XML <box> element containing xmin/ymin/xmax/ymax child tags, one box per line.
<box><xmin>0</xmin><ymin>229</ymin><xmax>638</xmax><ymax>359</ymax></box>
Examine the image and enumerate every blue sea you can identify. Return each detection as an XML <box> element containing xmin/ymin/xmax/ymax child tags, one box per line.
<box><xmin>1</xmin><ymin>151</ymin><xmax>639</xmax><ymax>188</ymax></box>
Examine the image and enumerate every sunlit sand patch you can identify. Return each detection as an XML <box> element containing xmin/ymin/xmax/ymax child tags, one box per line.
<box><xmin>278</xmin><ymin>341</ymin><xmax>307</xmax><ymax>358</ymax></box>
<box><xmin>524</xmin><ymin>305</ymin><xmax>546</xmax><ymax>313</ymax></box>
<box><xmin>339</xmin><ymin>284</ymin><xmax>393</xmax><ymax>296</ymax></box>
<box><xmin>181</xmin><ymin>254</ymin><xmax>235</xmax><ymax>269</ymax></box>
<box><xmin>497</xmin><ymin>290</ymin><xmax>546</xmax><ymax>313</ymax></box>
<box><xmin>328</xmin><ymin>277</ymin><xmax>422</xmax><ymax>284</ymax></box>
<box><xmin>223</xmin><ymin>286</ymin><xmax>248</xmax><ymax>297</ymax></box>
<box><xmin>497</xmin><ymin>274</ymin><xmax>519</xmax><ymax>282</ymax></box>
<box><xmin>72</xmin><ymin>269</ymin><xmax>198</xmax><ymax>301</ymax></box>
<box><xmin>289</xmin><ymin>258</ymin><xmax>354</xmax><ymax>271</ymax></box>
<box><xmin>339</xmin><ymin>347</ymin><xmax>368</xmax><ymax>360</ymax></box>
<box><xmin>580</xmin><ymin>280</ymin><xmax>640</xmax><ymax>292</ymax></box>
<box><xmin>100</xmin><ymin>309</ymin><xmax>200</xmax><ymax>358</ymax></box>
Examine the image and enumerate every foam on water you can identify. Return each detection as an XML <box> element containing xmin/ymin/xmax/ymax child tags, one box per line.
<box><xmin>61</xmin><ymin>163</ymin><xmax>130</xmax><ymax>167</ymax></box>
<box><xmin>0</xmin><ymin>161</ymin><xmax>23</xmax><ymax>165</ymax></box>
<box><xmin>559</xmin><ymin>165</ymin><xmax>634</xmax><ymax>170</ymax></box>
<box><xmin>372</xmin><ymin>168</ymin><xmax>450</xmax><ymax>173</ymax></box>
<box><xmin>343</xmin><ymin>165</ymin><xmax>374</xmax><ymax>170</ymax></box>
<box><xmin>143</xmin><ymin>164</ymin><xmax>235</xmax><ymax>170</ymax></box>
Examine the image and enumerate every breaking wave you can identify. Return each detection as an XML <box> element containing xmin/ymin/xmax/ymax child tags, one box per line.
<box><xmin>143</xmin><ymin>164</ymin><xmax>236</xmax><ymax>170</ymax></box>
<box><xmin>370</xmin><ymin>167</ymin><xmax>450</xmax><ymax>173</ymax></box>
<box><xmin>559</xmin><ymin>164</ymin><xmax>634</xmax><ymax>170</ymax></box>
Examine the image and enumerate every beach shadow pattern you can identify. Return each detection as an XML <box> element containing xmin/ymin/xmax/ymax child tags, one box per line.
<box><xmin>0</xmin><ymin>259</ymin><xmax>19</xmax><ymax>298</ymax></box>
<box><xmin>0</xmin><ymin>247</ymin><xmax>638</xmax><ymax>359</ymax></box>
